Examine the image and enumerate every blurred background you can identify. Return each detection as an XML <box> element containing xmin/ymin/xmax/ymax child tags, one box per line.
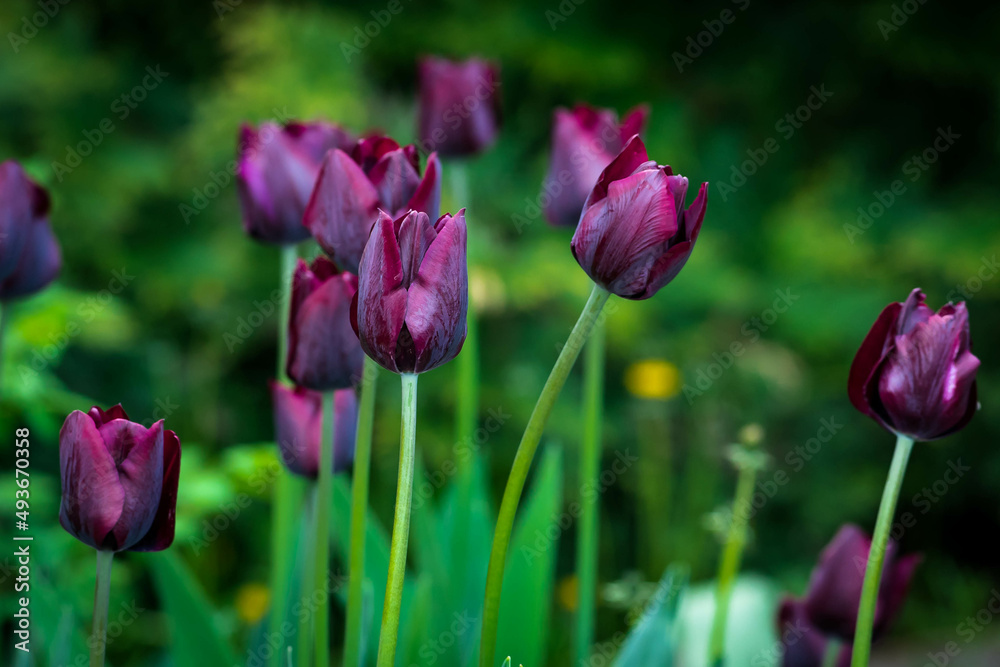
<box><xmin>1</xmin><ymin>0</ymin><xmax>998</xmax><ymax>664</ymax></box>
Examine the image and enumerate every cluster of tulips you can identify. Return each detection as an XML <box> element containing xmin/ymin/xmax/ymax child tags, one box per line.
<box><xmin>0</xmin><ymin>53</ymin><xmax>981</xmax><ymax>667</ymax></box>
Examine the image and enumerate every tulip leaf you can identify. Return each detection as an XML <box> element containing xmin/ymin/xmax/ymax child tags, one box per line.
<box><xmin>612</xmin><ymin>565</ymin><xmax>688</xmax><ymax>666</ymax></box>
<box><xmin>145</xmin><ymin>550</ymin><xmax>239</xmax><ymax>667</ymax></box>
<box><xmin>494</xmin><ymin>446</ymin><xmax>563</xmax><ymax>667</ymax></box>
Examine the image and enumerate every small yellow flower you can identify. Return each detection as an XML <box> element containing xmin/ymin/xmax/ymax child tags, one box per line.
<box><xmin>624</xmin><ymin>359</ymin><xmax>681</xmax><ymax>400</ymax></box>
<box><xmin>235</xmin><ymin>583</ymin><xmax>271</xmax><ymax>625</ymax></box>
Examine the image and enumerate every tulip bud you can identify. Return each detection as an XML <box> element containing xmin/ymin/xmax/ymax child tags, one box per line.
<box><xmin>236</xmin><ymin>121</ymin><xmax>354</xmax><ymax>245</ymax></box>
<box><xmin>287</xmin><ymin>257</ymin><xmax>364</xmax><ymax>390</ymax></box>
<box><xmin>796</xmin><ymin>525</ymin><xmax>919</xmax><ymax>643</ymax></box>
<box><xmin>271</xmin><ymin>381</ymin><xmax>358</xmax><ymax>479</ymax></box>
<box><xmin>570</xmin><ymin>136</ymin><xmax>707</xmax><ymax>300</ymax></box>
<box><xmin>304</xmin><ymin>135</ymin><xmax>441</xmax><ymax>274</ymax></box>
<box><xmin>543</xmin><ymin>104</ymin><xmax>648</xmax><ymax>227</ymax></box>
<box><xmin>0</xmin><ymin>161</ymin><xmax>61</xmax><ymax>300</ymax></box>
<box><xmin>352</xmin><ymin>209</ymin><xmax>467</xmax><ymax>374</ymax></box>
<box><xmin>776</xmin><ymin>599</ymin><xmax>851</xmax><ymax>667</ymax></box>
<box><xmin>59</xmin><ymin>405</ymin><xmax>181</xmax><ymax>552</ymax></box>
<box><xmin>417</xmin><ymin>56</ymin><xmax>501</xmax><ymax>157</ymax></box>
<box><xmin>849</xmin><ymin>288</ymin><xmax>980</xmax><ymax>441</ymax></box>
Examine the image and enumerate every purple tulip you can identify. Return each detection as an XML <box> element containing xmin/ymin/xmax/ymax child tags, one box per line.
<box><xmin>777</xmin><ymin>599</ymin><xmax>851</xmax><ymax>667</ymax></box>
<box><xmin>59</xmin><ymin>405</ymin><xmax>180</xmax><ymax>553</ymax></box>
<box><xmin>795</xmin><ymin>525</ymin><xmax>919</xmax><ymax>643</ymax></box>
<box><xmin>270</xmin><ymin>381</ymin><xmax>358</xmax><ymax>479</ymax></box>
<box><xmin>417</xmin><ymin>56</ymin><xmax>501</xmax><ymax>157</ymax></box>
<box><xmin>236</xmin><ymin>120</ymin><xmax>354</xmax><ymax>245</ymax></box>
<box><xmin>287</xmin><ymin>256</ymin><xmax>364</xmax><ymax>390</ymax></box>
<box><xmin>543</xmin><ymin>104</ymin><xmax>648</xmax><ymax>227</ymax></box>
<box><xmin>0</xmin><ymin>161</ymin><xmax>61</xmax><ymax>300</ymax></box>
<box><xmin>352</xmin><ymin>209</ymin><xmax>467</xmax><ymax>374</ymax></box>
<box><xmin>304</xmin><ymin>135</ymin><xmax>441</xmax><ymax>274</ymax></box>
<box><xmin>570</xmin><ymin>135</ymin><xmax>707</xmax><ymax>300</ymax></box>
<box><xmin>849</xmin><ymin>289</ymin><xmax>980</xmax><ymax>441</ymax></box>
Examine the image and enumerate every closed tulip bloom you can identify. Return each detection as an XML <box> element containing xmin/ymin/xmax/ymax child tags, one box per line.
<box><xmin>271</xmin><ymin>381</ymin><xmax>358</xmax><ymax>479</ymax></box>
<box><xmin>59</xmin><ymin>405</ymin><xmax>181</xmax><ymax>552</ymax></box>
<box><xmin>799</xmin><ymin>525</ymin><xmax>919</xmax><ymax>642</ymax></box>
<box><xmin>570</xmin><ymin>135</ymin><xmax>707</xmax><ymax>300</ymax></box>
<box><xmin>352</xmin><ymin>209</ymin><xmax>467</xmax><ymax>374</ymax></box>
<box><xmin>304</xmin><ymin>135</ymin><xmax>441</xmax><ymax>275</ymax></box>
<box><xmin>543</xmin><ymin>104</ymin><xmax>648</xmax><ymax>227</ymax></box>
<box><xmin>777</xmin><ymin>599</ymin><xmax>851</xmax><ymax>667</ymax></box>
<box><xmin>417</xmin><ymin>56</ymin><xmax>501</xmax><ymax>157</ymax></box>
<box><xmin>849</xmin><ymin>289</ymin><xmax>980</xmax><ymax>441</ymax></box>
<box><xmin>0</xmin><ymin>162</ymin><xmax>61</xmax><ymax>300</ymax></box>
<box><xmin>237</xmin><ymin>121</ymin><xmax>354</xmax><ymax>245</ymax></box>
<box><xmin>287</xmin><ymin>256</ymin><xmax>364</xmax><ymax>390</ymax></box>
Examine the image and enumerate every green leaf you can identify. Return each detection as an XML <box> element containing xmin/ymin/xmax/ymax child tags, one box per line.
<box><xmin>613</xmin><ymin>565</ymin><xmax>689</xmax><ymax>666</ymax></box>
<box><xmin>494</xmin><ymin>446</ymin><xmax>564</xmax><ymax>667</ymax></box>
<box><xmin>145</xmin><ymin>551</ymin><xmax>238</xmax><ymax>667</ymax></box>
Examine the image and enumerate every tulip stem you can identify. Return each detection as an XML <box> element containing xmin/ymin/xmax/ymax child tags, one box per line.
<box><xmin>574</xmin><ymin>319</ymin><xmax>605</xmax><ymax>665</ymax></box>
<box><xmin>823</xmin><ymin>640</ymin><xmax>842</xmax><ymax>667</ymax></box>
<box><xmin>708</xmin><ymin>446</ymin><xmax>761</xmax><ymax>666</ymax></box>
<box><xmin>479</xmin><ymin>284</ymin><xmax>611</xmax><ymax>667</ymax></box>
<box><xmin>851</xmin><ymin>434</ymin><xmax>915</xmax><ymax>667</ymax></box>
<box><xmin>90</xmin><ymin>550</ymin><xmax>114</xmax><ymax>667</ymax></box>
<box><xmin>344</xmin><ymin>357</ymin><xmax>380</xmax><ymax>667</ymax></box>
<box><xmin>314</xmin><ymin>390</ymin><xmax>337</xmax><ymax>666</ymax></box>
<box><xmin>297</xmin><ymin>489</ymin><xmax>317</xmax><ymax>667</ymax></box>
<box><xmin>376</xmin><ymin>373</ymin><xmax>419</xmax><ymax>667</ymax></box>
<box><xmin>270</xmin><ymin>243</ymin><xmax>300</xmax><ymax>667</ymax></box>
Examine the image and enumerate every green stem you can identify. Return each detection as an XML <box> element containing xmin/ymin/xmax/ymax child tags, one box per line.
<box><xmin>574</xmin><ymin>320</ymin><xmax>605</xmax><ymax>664</ymax></box>
<box><xmin>479</xmin><ymin>284</ymin><xmax>611</xmax><ymax>667</ymax></box>
<box><xmin>376</xmin><ymin>373</ymin><xmax>419</xmax><ymax>667</ymax></box>
<box><xmin>314</xmin><ymin>391</ymin><xmax>336</xmax><ymax>666</ymax></box>
<box><xmin>270</xmin><ymin>244</ymin><xmax>300</xmax><ymax>667</ymax></box>
<box><xmin>344</xmin><ymin>357</ymin><xmax>379</xmax><ymax>667</ymax></box>
<box><xmin>90</xmin><ymin>550</ymin><xmax>114</xmax><ymax>667</ymax></box>
<box><xmin>707</xmin><ymin>457</ymin><xmax>759</xmax><ymax>666</ymax></box>
<box><xmin>297</xmin><ymin>489</ymin><xmax>317</xmax><ymax>667</ymax></box>
<box><xmin>823</xmin><ymin>639</ymin><xmax>843</xmax><ymax>667</ymax></box>
<box><xmin>851</xmin><ymin>434</ymin><xmax>915</xmax><ymax>667</ymax></box>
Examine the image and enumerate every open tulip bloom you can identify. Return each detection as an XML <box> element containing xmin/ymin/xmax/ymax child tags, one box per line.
<box><xmin>59</xmin><ymin>405</ymin><xmax>180</xmax><ymax>666</ymax></box>
<box><xmin>846</xmin><ymin>289</ymin><xmax>978</xmax><ymax>666</ymax></box>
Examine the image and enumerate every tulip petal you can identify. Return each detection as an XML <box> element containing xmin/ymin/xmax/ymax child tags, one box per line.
<box><xmin>802</xmin><ymin>524</ymin><xmax>871</xmax><ymax>640</ymax></box>
<box><xmin>368</xmin><ymin>148</ymin><xmax>421</xmax><ymax>216</ymax></box>
<box><xmin>848</xmin><ymin>301</ymin><xmax>902</xmax><ymax>420</ymax></box>
<box><xmin>130</xmin><ymin>428</ymin><xmax>181</xmax><ymax>552</ymax></box>
<box><xmin>304</xmin><ymin>149</ymin><xmax>380</xmax><ymax>274</ymax></box>
<box><xmin>333</xmin><ymin>388</ymin><xmax>359</xmax><ymax>471</ymax></box>
<box><xmin>396</xmin><ymin>211</ymin><xmax>437</xmax><ymax>288</ymax></box>
<box><xmin>356</xmin><ymin>212</ymin><xmax>409</xmax><ymax>373</ymax></box>
<box><xmin>619</xmin><ymin>105</ymin><xmax>649</xmax><ymax>145</ymax></box>
<box><xmin>406</xmin><ymin>212</ymin><xmax>468</xmax><ymax>373</ymax></box>
<box><xmin>59</xmin><ymin>411</ymin><xmax>126</xmax><ymax>550</ymax></box>
<box><xmin>639</xmin><ymin>181</ymin><xmax>709</xmax><ymax>299</ymax></box>
<box><xmin>272</xmin><ymin>381</ymin><xmax>322</xmax><ymax>478</ymax></box>
<box><xmin>0</xmin><ymin>215</ymin><xmax>61</xmax><ymax>300</ymax></box>
<box><xmin>407</xmin><ymin>152</ymin><xmax>442</xmax><ymax>220</ymax></box>
<box><xmin>0</xmin><ymin>161</ymin><xmax>33</xmax><ymax>281</ymax></box>
<box><xmin>583</xmin><ymin>135</ymin><xmax>651</xmax><ymax>208</ymax></box>
<box><xmin>103</xmin><ymin>420</ymin><xmax>165</xmax><ymax>551</ymax></box>
<box><xmin>288</xmin><ymin>272</ymin><xmax>364</xmax><ymax>390</ymax></box>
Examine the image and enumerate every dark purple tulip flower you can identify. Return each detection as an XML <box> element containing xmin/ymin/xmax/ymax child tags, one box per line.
<box><xmin>287</xmin><ymin>256</ymin><xmax>364</xmax><ymax>390</ymax></box>
<box><xmin>304</xmin><ymin>135</ymin><xmax>441</xmax><ymax>274</ymax></box>
<box><xmin>797</xmin><ymin>525</ymin><xmax>919</xmax><ymax>643</ymax></box>
<box><xmin>777</xmin><ymin>599</ymin><xmax>851</xmax><ymax>667</ymax></box>
<box><xmin>0</xmin><ymin>161</ymin><xmax>61</xmax><ymax>300</ymax></box>
<box><xmin>849</xmin><ymin>289</ymin><xmax>980</xmax><ymax>441</ymax></box>
<box><xmin>543</xmin><ymin>104</ymin><xmax>648</xmax><ymax>227</ymax></box>
<box><xmin>270</xmin><ymin>381</ymin><xmax>358</xmax><ymax>479</ymax></box>
<box><xmin>570</xmin><ymin>135</ymin><xmax>707</xmax><ymax>300</ymax></box>
<box><xmin>417</xmin><ymin>56</ymin><xmax>501</xmax><ymax>157</ymax></box>
<box><xmin>59</xmin><ymin>405</ymin><xmax>181</xmax><ymax>553</ymax></box>
<box><xmin>236</xmin><ymin>120</ymin><xmax>354</xmax><ymax>245</ymax></box>
<box><xmin>352</xmin><ymin>209</ymin><xmax>467</xmax><ymax>374</ymax></box>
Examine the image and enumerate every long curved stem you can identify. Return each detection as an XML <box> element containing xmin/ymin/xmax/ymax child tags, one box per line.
<box><xmin>851</xmin><ymin>434</ymin><xmax>914</xmax><ymax>667</ymax></box>
<box><xmin>314</xmin><ymin>391</ymin><xmax>336</xmax><ymax>666</ymax></box>
<box><xmin>574</xmin><ymin>320</ymin><xmax>605</xmax><ymax>664</ymax></box>
<box><xmin>297</xmin><ymin>490</ymin><xmax>317</xmax><ymax>667</ymax></box>
<box><xmin>479</xmin><ymin>284</ymin><xmax>611</xmax><ymax>667</ymax></box>
<box><xmin>90</xmin><ymin>550</ymin><xmax>114</xmax><ymax>667</ymax></box>
<box><xmin>344</xmin><ymin>358</ymin><xmax>379</xmax><ymax>667</ymax></box>
<box><xmin>376</xmin><ymin>373</ymin><xmax>419</xmax><ymax>667</ymax></box>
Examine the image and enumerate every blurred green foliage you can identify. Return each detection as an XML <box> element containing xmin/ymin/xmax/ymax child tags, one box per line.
<box><xmin>2</xmin><ymin>0</ymin><xmax>999</xmax><ymax>664</ymax></box>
